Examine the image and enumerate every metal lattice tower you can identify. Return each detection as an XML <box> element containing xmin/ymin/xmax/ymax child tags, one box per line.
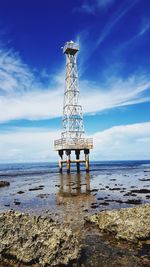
<box><xmin>54</xmin><ymin>41</ymin><xmax>93</xmax><ymax>173</ymax></box>
<box><xmin>62</xmin><ymin>41</ymin><xmax>84</xmax><ymax>141</ymax></box>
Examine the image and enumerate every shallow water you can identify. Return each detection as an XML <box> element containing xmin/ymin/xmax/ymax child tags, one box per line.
<box><xmin>0</xmin><ymin>161</ymin><xmax>150</xmax><ymax>266</ymax></box>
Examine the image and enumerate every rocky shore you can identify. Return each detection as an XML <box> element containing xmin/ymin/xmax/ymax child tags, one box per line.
<box><xmin>86</xmin><ymin>204</ymin><xmax>150</xmax><ymax>243</ymax></box>
<box><xmin>0</xmin><ymin>211</ymin><xmax>81</xmax><ymax>266</ymax></box>
<box><xmin>1</xmin><ymin>163</ymin><xmax>150</xmax><ymax>267</ymax></box>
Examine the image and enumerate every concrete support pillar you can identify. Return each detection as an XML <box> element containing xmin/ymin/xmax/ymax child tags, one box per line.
<box><xmin>75</xmin><ymin>150</ymin><xmax>80</xmax><ymax>173</ymax></box>
<box><xmin>85</xmin><ymin>173</ymin><xmax>90</xmax><ymax>193</ymax></box>
<box><xmin>84</xmin><ymin>149</ymin><xmax>90</xmax><ymax>173</ymax></box>
<box><xmin>76</xmin><ymin>174</ymin><xmax>81</xmax><ymax>194</ymax></box>
<box><xmin>66</xmin><ymin>150</ymin><xmax>71</xmax><ymax>174</ymax></box>
<box><xmin>58</xmin><ymin>150</ymin><xmax>63</xmax><ymax>173</ymax></box>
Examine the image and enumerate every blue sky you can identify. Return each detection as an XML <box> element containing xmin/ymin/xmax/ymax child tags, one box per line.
<box><xmin>0</xmin><ymin>0</ymin><xmax>150</xmax><ymax>162</ymax></box>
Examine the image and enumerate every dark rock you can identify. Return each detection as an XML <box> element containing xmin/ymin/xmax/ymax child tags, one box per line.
<box><xmin>124</xmin><ymin>192</ymin><xmax>132</xmax><ymax>196</ymax></box>
<box><xmin>125</xmin><ymin>199</ymin><xmax>141</xmax><ymax>205</ymax></box>
<box><xmin>139</xmin><ymin>178</ymin><xmax>150</xmax><ymax>182</ymax></box>
<box><xmin>14</xmin><ymin>201</ymin><xmax>21</xmax><ymax>205</ymax></box>
<box><xmin>109</xmin><ymin>188</ymin><xmax>121</xmax><ymax>191</ymax></box>
<box><xmin>91</xmin><ymin>204</ymin><xmax>99</xmax><ymax>209</ymax></box>
<box><xmin>115</xmin><ymin>200</ymin><xmax>123</xmax><ymax>204</ymax></box>
<box><xmin>91</xmin><ymin>188</ymin><xmax>99</xmax><ymax>192</ymax></box>
<box><xmin>37</xmin><ymin>194</ymin><xmax>50</xmax><ymax>199</ymax></box>
<box><xmin>91</xmin><ymin>202</ymin><xmax>97</xmax><ymax>206</ymax></box>
<box><xmin>0</xmin><ymin>181</ymin><xmax>10</xmax><ymax>188</ymax></box>
<box><xmin>29</xmin><ymin>187</ymin><xmax>43</xmax><ymax>191</ymax></box>
<box><xmin>55</xmin><ymin>184</ymin><xmax>60</xmax><ymax>187</ymax></box>
<box><xmin>17</xmin><ymin>191</ymin><xmax>24</xmax><ymax>194</ymax></box>
<box><xmin>88</xmin><ymin>188</ymin><xmax>99</xmax><ymax>192</ymax></box>
<box><xmin>131</xmin><ymin>189</ymin><xmax>150</xmax><ymax>194</ymax></box>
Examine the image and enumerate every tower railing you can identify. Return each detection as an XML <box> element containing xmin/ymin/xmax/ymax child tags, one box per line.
<box><xmin>54</xmin><ymin>138</ymin><xmax>93</xmax><ymax>151</ymax></box>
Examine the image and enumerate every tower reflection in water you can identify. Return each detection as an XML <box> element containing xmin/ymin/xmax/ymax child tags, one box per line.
<box><xmin>56</xmin><ymin>173</ymin><xmax>95</xmax><ymax>228</ymax></box>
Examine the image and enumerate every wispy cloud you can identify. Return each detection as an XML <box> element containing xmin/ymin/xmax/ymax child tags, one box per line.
<box><xmin>0</xmin><ymin>48</ymin><xmax>35</xmax><ymax>94</ymax></box>
<box><xmin>138</xmin><ymin>17</ymin><xmax>150</xmax><ymax>36</ymax></box>
<box><xmin>0</xmin><ymin>46</ymin><xmax>150</xmax><ymax>123</ymax></box>
<box><xmin>116</xmin><ymin>17</ymin><xmax>150</xmax><ymax>51</ymax></box>
<box><xmin>75</xmin><ymin>0</ymin><xmax>116</xmax><ymax>14</ymax></box>
<box><xmin>96</xmin><ymin>0</ymin><xmax>138</xmax><ymax>47</ymax></box>
<box><xmin>97</xmin><ymin>0</ymin><xmax>115</xmax><ymax>9</ymax></box>
<box><xmin>81</xmin><ymin>75</ymin><xmax>150</xmax><ymax>114</ymax></box>
<box><xmin>76</xmin><ymin>0</ymin><xmax>138</xmax><ymax>48</ymax></box>
<box><xmin>0</xmin><ymin>122</ymin><xmax>149</xmax><ymax>162</ymax></box>
<box><xmin>0</xmin><ymin>47</ymin><xmax>64</xmax><ymax>121</ymax></box>
<box><xmin>77</xmin><ymin>0</ymin><xmax>139</xmax><ymax>74</ymax></box>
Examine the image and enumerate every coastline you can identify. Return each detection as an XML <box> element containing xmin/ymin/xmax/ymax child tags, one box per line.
<box><xmin>0</xmin><ymin>161</ymin><xmax>150</xmax><ymax>266</ymax></box>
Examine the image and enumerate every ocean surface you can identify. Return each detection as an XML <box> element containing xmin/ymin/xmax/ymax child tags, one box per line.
<box><xmin>0</xmin><ymin>160</ymin><xmax>150</xmax><ymax>214</ymax></box>
<box><xmin>0</xmin><ymin>160</ymin><xmax>150</xmax><ymax>266</ymax></box>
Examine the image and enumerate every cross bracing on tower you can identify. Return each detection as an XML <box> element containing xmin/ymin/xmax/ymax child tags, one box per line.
<box><xmin>54</xmin><ymin>40</ymin><xmax>93</xmax><ymax>173</ymax></box>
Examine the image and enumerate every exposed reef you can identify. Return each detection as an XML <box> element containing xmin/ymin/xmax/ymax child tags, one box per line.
<box><xmin>86</xmin><ymin>204</ymin><xmax>150</xmax><ymax>243</ymax></box>
<box><xmin>0</xmin><ymin>210</ymin><xmax>81</xmax><ymax>266</ymax></box>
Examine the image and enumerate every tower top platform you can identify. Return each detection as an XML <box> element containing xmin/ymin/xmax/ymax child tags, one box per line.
<box><xmin>63</xmin><ymin>41</ymin><xmax>79</xmax><ymax>55</ymax></box>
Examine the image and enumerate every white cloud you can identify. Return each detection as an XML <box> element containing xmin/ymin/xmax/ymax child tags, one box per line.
<box><xmin>0</xmin><ymin>88</ymin><xmax>63</xmax><ymax>122</ymax></box>
<box><xmin>80</xmin><ymin>76</ymin><xmax>150</xmax><ymax>114</ymax></box>
<box><xmin>0</xmin><ymin>62</ymin><xmax>150</xmax><ymax>122</ymax></box>
<box><xmin>0</xmin><ymin>49</ymin><xmax>35</xmax><ymax>94</ymax></box>
<box><xmin>0</xmin><ymin>128</ymin><xmax>59</xmax><ymax>163</ymax></box>
<box><xmin>0</xmin><ymin>122</ymin><xmax>149</xmax><ymax>163</ymax></box>
<box><xmin>0</xmin><ymin>47</ymin><xmax>64</xmax><ymax>122</ymax></box>
<box><xmin>0</xmin><ymin>45</ymin><xmax>150</xmax><ymax>123</ymax></box>
<box><xmin>92</xmin><ymin>122</ymin><xmax>150</xmax><ymax>160</ymax></box>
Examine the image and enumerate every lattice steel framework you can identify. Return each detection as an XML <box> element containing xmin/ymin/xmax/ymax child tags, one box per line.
<box><xmin>54</xmin><ymin>41</ymin><xmax>93</xmax><ymax>151</ymax></box>
<box><xmin>61</xmin><ymin>41</ymin><xmax>84</xmax><ymax>140</ymax></box>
